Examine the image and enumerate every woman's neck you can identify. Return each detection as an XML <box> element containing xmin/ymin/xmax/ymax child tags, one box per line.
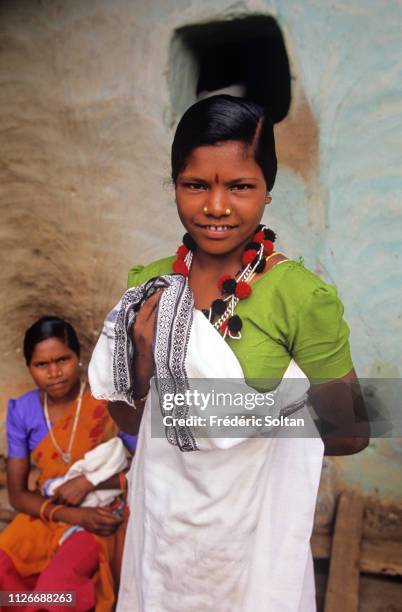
<box><xmin>189</xmin><ymin>250</ymin><xmax>243</xmax><ymax>309</ymax></box>
<box><xmin>191</xmin><ymin>248</ymin><xmax>243</xmax><ymax>277</ymax></box>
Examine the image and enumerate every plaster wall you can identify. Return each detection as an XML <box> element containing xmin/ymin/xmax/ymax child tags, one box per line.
<box><xmin>0</xmin><ymin>0</ymin><xmax>401</xmax><ymax>504</ymax></box>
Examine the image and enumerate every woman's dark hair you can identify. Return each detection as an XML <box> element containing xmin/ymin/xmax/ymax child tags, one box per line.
<box><xmin>23</xmin><ymin>316</ymin><xmax>80</xmax><ymax>365</ymax></box>
<box><xmin>171</xmin><ymin>95</ymin><xmax>277</xmax><ymax>191</ymax></box>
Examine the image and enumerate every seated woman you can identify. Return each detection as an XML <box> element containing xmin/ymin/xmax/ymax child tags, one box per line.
<box><xmin>0</xmin><ymin>316</ymin><xmax>135</xmax><ymax>612</ymax></box>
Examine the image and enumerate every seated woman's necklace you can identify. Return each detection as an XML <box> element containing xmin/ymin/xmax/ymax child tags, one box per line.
<box><xmin>43</xmin><ymin>380</ymin><xmax>86</xmax><ymax>464</ymax></box>
<box><xmin>172</xmin><ymin>225</ymin><xmax>276</xmax><ymax>340</ymax></box>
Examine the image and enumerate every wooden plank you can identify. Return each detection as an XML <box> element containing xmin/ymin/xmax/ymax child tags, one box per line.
<box><xmin>324</xmin><ymin>491</ymin><xmax>364</xmax><ymax>612</ymax></box>
<box><xmin>359</xmin><ymin>575</ymin><xmax>402</xmax><ymax>612</ymax></box>
<box><xmin>360</xmin><ymin>539</ymin><xmax>402</xmax><ymax>577</ymax></box>
<box><xmin>312</xmin><ymin>533</ymin><xmax>402</xmax><ymax>577</ymax></box>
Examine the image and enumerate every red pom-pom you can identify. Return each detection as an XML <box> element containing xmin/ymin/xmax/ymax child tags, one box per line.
<box><xmin>217</xmin><ymin>274</ymin><xmax>232</xmax><ymax>291</ymax></box>
<box><xmin>220</xmin><ymin>320</ymin><xmax>228</xmax><ymax>333</ymax></box>
<box><xmin>172</xmin><ymin>259</ymin><xmax>189</xmax><ymax>277</ymax></box>
<box><xmin>263</xmin><ymin>240</ymin><xmax>274</xmax><ymax>256</ymax></box>
<box><xmin>235</xmin><ymin>281</ymin><xmax>252</xmax><ymax>299</ymax></box>
<box><xmin>176</xmin><ymin>244</ymin><xmax>189</xmax><ymax>259</ymax></box>
<box><xmin>253</xmin><ymin>231</ymin><xmax>265</xmax><ymax>243</ymax></box>
<box><xmin>242</xmin><ymin>249</ymin><xmax>257</xmax><ymax>266</ymax></box>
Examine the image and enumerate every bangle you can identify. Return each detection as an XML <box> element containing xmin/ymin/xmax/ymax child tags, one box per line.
<box><xmin>39</xmin><ymin>498</ymin><xmax>53</xmax><ymax>522</ymax></box>
<box><xmin>118</xmin><ymin>471</ymin><xmax>127</xmax><ymax>492</ymax></box>
<box><xmin>133</xmin><ymin>391</ymin><xmax>149</xmax><ymax>408</ymax></box>
<box><xmin>48</xmin><ymin>504</ymin><xmax>65</xmax><ymax>523</ymax></box>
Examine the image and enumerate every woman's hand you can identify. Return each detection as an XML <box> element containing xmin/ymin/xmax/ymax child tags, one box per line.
<box><xmin>73</xmin><ymin>507</ymin><xmax>123</xmax><ymax>536</ymax></box>
<box><xmin>108</xmin><ymin>289</ymin><xmax>164</xmax><ymax>435</ymax></box>
<box><xmin>132</xmin><ymin>289</ymin><xmax>163</xmax><ymax>398</ymax></box>
<box><xmin>54</xmin><ymin>475</ymin><xmax>95</xmax><ymax>506</ymax></box>
<box><xmin>6</xmin><ymin>458</ymin><xmax>121</xmax><ymax>536</ymax></box>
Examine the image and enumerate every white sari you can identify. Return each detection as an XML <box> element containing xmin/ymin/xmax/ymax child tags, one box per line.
<box><xmin>89</xmin><ymin>276</ymin><xmax>323</xmax><ymax>612</ymax></box>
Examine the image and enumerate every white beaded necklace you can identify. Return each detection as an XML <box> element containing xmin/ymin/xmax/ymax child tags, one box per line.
<box><xmin>43</xmin><ymin>380</ymin><xmax>85</xmax><ymax>464</ymax></box>
<box><xmin>184</xmin><ymin>242</ymin><xmax>265</xmax><ymax>340</ymax></box>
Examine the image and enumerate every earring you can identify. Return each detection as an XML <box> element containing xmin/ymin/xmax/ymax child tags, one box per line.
<box><xmin>225</xmin><ymin>208</ymin><xmax>231</xmax><ymax>216</ymax></box>
<box><xmin>203</xmin><ymin>206</ymin><xmax>209</xmax><ymax>214</ymax></box>
<box><xmin>265</xmin><ymin>192</ymin><xmax>272</xmax><ymax>205</ymax></box>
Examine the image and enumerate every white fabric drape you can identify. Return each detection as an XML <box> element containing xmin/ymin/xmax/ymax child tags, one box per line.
<box><xmin>42</xmin><ymin>437</ymin><xmax>128</xmax><ymax>507</ymax></box>
<box><xmin>116</xmin><ymin>311</ymin><xmax>323</xmax><ymax>611</ymax></box>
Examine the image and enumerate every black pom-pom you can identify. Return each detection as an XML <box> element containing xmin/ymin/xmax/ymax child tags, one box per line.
<box><xmin>256</xmin><ymin>224</ymin><xmax>264</xmax><ymax>232</ymax></box>
<box><xmin>222</xmin><ymin>278</ymin><xmax>237</xmax><ymax>294</ymax></box>
<box><xmin>211</xmin><ymin>299</ymin><xmax>227</xmax><ymax>315</ymax></box>
<box><xmin>245</xmin><ymin>241</ymin><xmax>261</xmax><ymax>252</ymax></box>
<box><xmin>182</xmin><ymin>233</ymin><xmax>197</xmax><ymax>251</ymax></box>
<box><xmin>263</xmin><ymin>228</ymin><xmax>276</xmax><ymax>242</ymax></box>
<box><xmin>228</xmin><ymin>315</ymin><xmax>242</xmax><ymax>333</ymax></box>
<box><xmin>255</xmin><ymin>259</ymin><xmax>266</xmax><ymax>273</ymax></box>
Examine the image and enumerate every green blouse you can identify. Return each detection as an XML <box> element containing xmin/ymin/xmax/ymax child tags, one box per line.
<box><xmin>127</xmin><ymin>257</ymin><xmax>353</xmax><ymax>384</ymax></box>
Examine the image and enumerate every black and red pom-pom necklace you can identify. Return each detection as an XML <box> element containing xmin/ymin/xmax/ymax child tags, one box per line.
<box><xmin>172</xmin><ymin>225</ymin><xmax>276</xmax><ymax>340</ymax></box>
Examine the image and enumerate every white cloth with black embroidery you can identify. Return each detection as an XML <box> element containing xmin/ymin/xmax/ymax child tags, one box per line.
<box><xmin>89</xmin><ymin>275</ymin><xmax>323</xmax><ymax>611</ymax></box>
<box><xmin>89</xmin><ymin>275</ymin><xmax>181</xmax><ymax>406</ymax></box>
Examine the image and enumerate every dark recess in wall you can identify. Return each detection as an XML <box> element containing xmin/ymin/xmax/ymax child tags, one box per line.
<box><xmin>176</xmin><ymin>16</ymin><xmax>291</xmax><ymax>123</ymax></box>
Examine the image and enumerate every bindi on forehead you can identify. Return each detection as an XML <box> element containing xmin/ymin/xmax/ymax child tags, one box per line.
<box><xmin>214</xmin><ymin>173</ymin><xmax>219</xmax><ymax>184</ymax></box>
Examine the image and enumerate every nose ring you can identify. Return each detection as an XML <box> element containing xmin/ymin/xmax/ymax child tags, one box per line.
<box><xmin>203</xmin><ymin>206</ymin><xmax>231</xmax><ymax>215</ymax></box>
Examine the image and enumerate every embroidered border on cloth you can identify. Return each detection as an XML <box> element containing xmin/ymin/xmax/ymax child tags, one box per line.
<box><xmin>107</xmin><ymin>274</ymin><xmax>197</xmax><ymax>451</ymax></box>
<box><xmin>154</xmin><ymin>278</ymin><xmax>197</xmax><ymax>451</ymax></box>
<box><xmin>111</xmin><ymin>276</ymin><xmax>171</xmax><ymax>402</ymax></box>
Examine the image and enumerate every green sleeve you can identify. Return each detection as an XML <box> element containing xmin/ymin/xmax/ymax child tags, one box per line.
<box><xmin>127</xmin><ymin>264</ymin><xmax>145</xmax><ymax>288</ymax></box>
<box><xmin>291</xmin><ymin>283</ymin><xmax>353</xmax><ymax>381</ymax></box>
<box><xmin>127</xmin><ymin>257</ymin><xmax>175</xmax><ymax>289</ymax></box>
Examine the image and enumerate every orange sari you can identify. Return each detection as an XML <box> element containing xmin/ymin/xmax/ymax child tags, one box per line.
<box><xmin>0</xmin><ymin>387</ymin><xmax>127</xmax><ymax>611</ymax></box>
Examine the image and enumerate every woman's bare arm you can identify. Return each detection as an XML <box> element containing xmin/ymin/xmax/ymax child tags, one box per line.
<box><xmin>7</xmin><ymin>457</ymin><xmax>122</xmax><ymax>535</ymax></box>
<box><xmin>54</xmin><ymin>464</ymin><xmax>132</xmax><ymax>505</ymax></box>
<box><xmin>7</xmin><ymin>456</ymin><xmax>45</xmax><ymax>515</ymax></box>
<box><xmin>309</xmin><ymin>368</ymin><xmax>369</xmax><ymax>456</ymax></box>
<box><xmin>108</xmin><ymin>400</ymin><xmax>144</xmax><ymax>435</ymax></box>
<box><xmin>7</xmin><ymin>456</ymin><xmax>84</xmax><ymax>522</ymax></box>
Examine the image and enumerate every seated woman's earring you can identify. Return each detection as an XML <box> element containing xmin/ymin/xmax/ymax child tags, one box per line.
<box><xmin>265</xmin><ymin>193</ymin><xmax>272</xmax><ymax>205</ymax></box>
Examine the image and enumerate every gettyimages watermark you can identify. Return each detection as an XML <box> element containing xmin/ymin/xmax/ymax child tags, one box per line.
<box><xmin>161</xmin><ymin>388</ymin><xmax>276</xmax><ymax>411</ymax></box>
<box><xmin>160</xmin><ymin>388</ymin><xmax>304</xmax><ymax>429</ymax></box>
<box><xmin>149</xmin><ymin>377</ymin><xmax>401</xmax><ymax>440</ymax></box>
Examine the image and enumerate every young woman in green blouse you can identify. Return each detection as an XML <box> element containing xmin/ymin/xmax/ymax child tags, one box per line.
<box><xmin>98</xmin><ymin>95</ymin><xmax>369</xmax><ymax>611</ymax></box>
